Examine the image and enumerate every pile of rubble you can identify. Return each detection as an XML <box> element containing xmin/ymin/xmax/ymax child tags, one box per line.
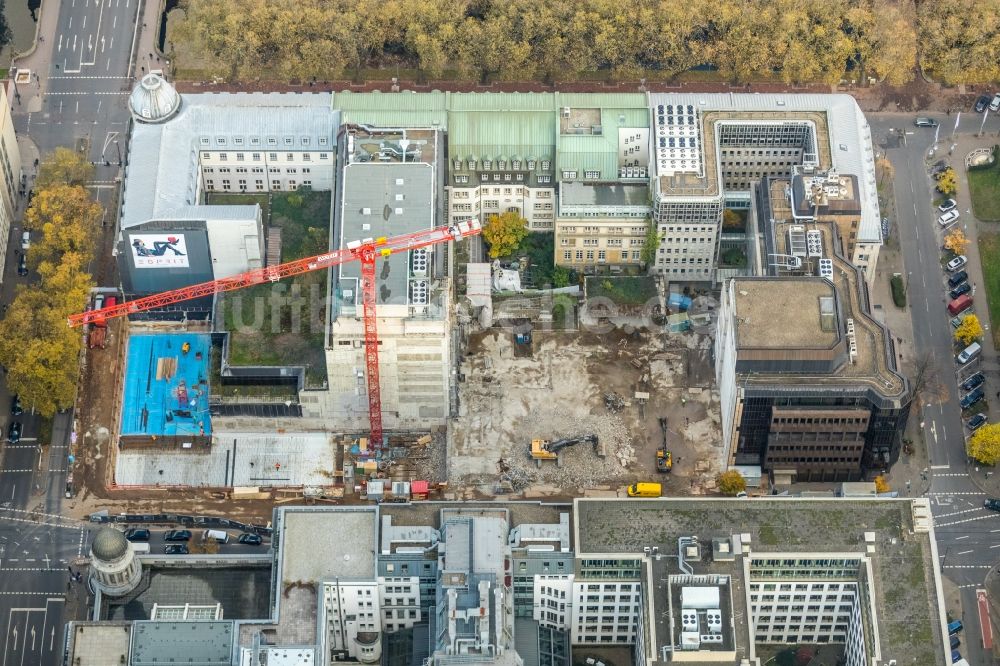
<box><xmin>498</xmin><ymin>410</ymin><xmax>636</xmax><ymax>491</ymax></box>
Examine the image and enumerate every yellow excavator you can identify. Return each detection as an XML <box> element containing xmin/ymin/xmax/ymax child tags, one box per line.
<box><xmin>530</xmin><ymin>434</ymin><xmax>599</xmax><ymax>467</ymax></box>
<box><xmin>657</xmin><ymin>417</ymin><xmax>672</xmax><ymax>472</ymax></box>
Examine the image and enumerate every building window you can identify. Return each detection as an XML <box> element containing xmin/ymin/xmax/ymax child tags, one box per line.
<box><xmin>216</xmin><ymin>137</ymin><xmax>225</xmax><ymax>146</ymax></box>
<box><xmin>585</xmin><ymin>170</ymin><xmax>600</xmax><ymax>179</ymax></box>
<box><xmin>303</xmin><ymin>153</ymin><xmax>311</xmax><ymax>161</ymax></box>
<box><xmin>527</xmin><ymin>160</ymin><xmax>536</xmax><ymax>170</ymax></box>
<box><xmin>483</xmin><ymin>160</ymin><xmax>492</xmax><ymax>170</ymax></box>
<box><xmin>219</xmin><ymin>153</ymin><xmax>228</xmax><ymax>162</ymax></box>
<box><xmin>456</xmin><ymin>175</ymin><xmax>469</xmax><ymax>184</ymax></box>
<box><xmin>320</xmin><ymin>153</ymin><xmax>329</xmax><ymax>160</ymax></box>
<box><xmin>222</xmin><ymin>179</ymin><xmax>231</xmax><ymax>190</ymax></box>
<box><xmin>562</xmin><ymin>170</ymin><xmax>578</xmax><ymax>179</ymax></box>
<box><xmin>598</xmin><ymin>250</ymin><xmax>606</xmax><ymax>261</ymax></box>
<box><xmin>541</xmin><ymin>160</ymin><xmax>551</xmax><ymax>170</ymax></box>
<box><xmin>269</xmin><ymin>153</ymin><xmax>278</xmax><ymax>161</ymax></box>
<box><xmin>286</xmin><ymin>153</ymin><xmax>294</xmax><ymax>161</ymax></box>
<box><xmin>203</xmin><ymin>167</ymin><xmax>214</xmax><ymax>174</ymax></box>
<box><xmin>575</xmin><ymin>250</ymin><xmax>583</xmax><ymax>260</ymax></box>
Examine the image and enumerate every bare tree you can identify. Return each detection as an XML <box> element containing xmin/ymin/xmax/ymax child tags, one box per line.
<box><xmin>910</xmin><ymin>350</ymin><xmax>946</xmax><ymax>406</ymax></box>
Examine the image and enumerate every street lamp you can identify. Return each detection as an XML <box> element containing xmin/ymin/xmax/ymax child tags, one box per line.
<box><xmin>114</xmin><ymin>140</ymin><xmax>122</xmax><ymax>166</ymax></box>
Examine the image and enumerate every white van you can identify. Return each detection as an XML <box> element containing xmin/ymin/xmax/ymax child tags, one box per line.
<box><xmin>957</xmin><ymin>342</ymin><xmax>981</xmax><ymax>365</ymax></box>
<box><xmin>202</xmin><ymin>529</ymin><xmax>229</xmax><ymax>544</ymax></box>
<box><xmin>131</xmin><ymin>543</ymin><xmax>150</xmax><ymax>554</ymax></box>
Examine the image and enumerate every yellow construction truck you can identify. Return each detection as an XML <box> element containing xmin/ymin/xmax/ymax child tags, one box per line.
<box><xmin>529</xmin><ymin>434</ymin><xmax>599</xmax><ymax>467</ymax></box>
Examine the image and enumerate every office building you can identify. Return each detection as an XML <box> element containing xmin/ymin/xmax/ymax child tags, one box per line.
<box><xmin>67</xmin><ymin>499</ymin><xmax>947</xmax><ymax>666</ymax></box>
<box><xmin>714</xmin><ymin>179</ymin><xmax>911</xmax><ymax>481</ymax></box>
<box><xmin>0</xmin><ymin>85</ymin><xmax>21</xmax><ymax>282</ymax></box>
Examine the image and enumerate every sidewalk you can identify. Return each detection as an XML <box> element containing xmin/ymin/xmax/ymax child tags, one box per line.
<box><xmin>8</xmin><ymin>0</ymin><xmax>62</xmax><ymax>115</ymax></box>
<box><xmin>134</xmin><ymin>0</ymin><xmax>167</xmax><ymax>79</ymax></box>
<box><xmin>867</xmin><ymin>197</ymin><xmax>931</xmax><ymax>497</ymax></box>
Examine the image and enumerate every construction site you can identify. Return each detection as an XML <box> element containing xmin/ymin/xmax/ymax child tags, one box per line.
<box><xmin>449</xmin><ymin>316</ymin><xmax>724</xmax><ymax>498</ymax></box>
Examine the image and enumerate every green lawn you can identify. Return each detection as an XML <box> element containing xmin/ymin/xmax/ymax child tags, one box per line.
<box><xmin>977</xmin><ymin>232</ymin><xmax>1000</xmax><ymax>348</ymax></box>
<box><xmin>968</xmin><ymin>153</ymin><xmax>1000</xmax><ymax>222</ymax></box>
<box><xmin>586</xmin><ymin>276</ymin><xmax>658</xmax><ymax>305</ymax></box>
<box><xmin>219</xmin><ymin>190</ymin><xmax>331</xmax><ymax>387</ymax></box>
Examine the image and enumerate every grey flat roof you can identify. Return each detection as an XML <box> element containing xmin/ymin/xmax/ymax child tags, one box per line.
<box><xmin>122</xmin><ymin>92</ymin><xmax>337</xmax><ymax>230</ymax></box>
<box><xmin>279</xmin><ymin>508</ymin><xmax>378</xmax><ymax>583</ymax></box>
<box><xmin>575</xmin><ymin>498</ymin><xmax>942</xmax><ymax>666</ymax></box>
<box><xmin>560</xmin><ymin>182</ymin><xmax>649</xmax><ymax>207</ymax></box>
<box><xmin>130</xmin><ymin>620</ymin><xmax>234</xmax><ymax>666</ymax></box>
<box><xmin>338</xmin><ymin>162</ymin><xmax>435</xmax><ymax>306</ymax></box>
<box><xmin>68</xmin><ymin>623</ymin><xmax>131</xmax><ymax>666</ymax></box>
<box><xmin>649</xmin><ymin>93</ymin><xmax>880</xmax><ymax>244</ymax></box>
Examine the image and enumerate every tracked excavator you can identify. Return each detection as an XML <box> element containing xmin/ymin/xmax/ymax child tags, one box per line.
<box><xmin>529</xmin><ymin>434</ymin><xmax>600</xmax><ymax>467</ymax></box>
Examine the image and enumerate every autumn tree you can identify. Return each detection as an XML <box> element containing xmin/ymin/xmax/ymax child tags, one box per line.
<box><xmin>0</xmin><ymin>151</ymin><xmax>102</xmax><ymax>416</ymax></box>
<box><xmin>917</xmin><ymin>1</ymin><xmax>1000</xmax><ymax>85</ymax></box>
<box><xmin>968</xmin><ymin>423</ymin><xmax>1000</xmax><ymax>466</ymax></box>
<box><xmin>847</xmin><ymin>0</ymin><xmax>917</xmax><ymax>86</ymax></box>
<box><xmin>954</xmin><ymin>315</ymin><xmax>983</xmax><ymax>346</ymax></box>
<box><xmin>944</xmin><ymin>229</ymin><xmax>969</xmax><ymax>255</ymax></box>
<box><xmin>641</xmin><ymin>220</ymin><xmax>660</xmax><ymax>266</ymax></box>
<box><xmin>716</xmin><ymin>470</ymin><xmax>747</xmax><ymax>496</ymax></box>
<box><xmin>875</xmin><ymin>156</ymin><xmax>894</xmax><ymax>187</ymax></box>
<box><xmin>722</xmin><ymin>209</ymin><xmax>743</xmax><ymax>230</ymax></box>
<box><xmin>936</xmin><ymin>168</ymin><xmax>957</xmax><ymax>197</ymax></box>
<box><xmin>482</xmin><ymin>211</ymin><xmax>528</xmax><ymax>259</ymax></box>
<box><xmin>873</xmin><ymin>475</ymin><xmax>890</xmax><ymax>493</ymax></box>
<box><xmin>35</xmin><ymin>147</ymin><xmax>94</xmax><ymax>189</ymax></box>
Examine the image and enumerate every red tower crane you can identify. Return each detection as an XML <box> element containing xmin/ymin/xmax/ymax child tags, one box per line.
<box><xmin>69</xmin><ymin>221</ymin><xmax>483</xmax><ymax>449</ymax></box>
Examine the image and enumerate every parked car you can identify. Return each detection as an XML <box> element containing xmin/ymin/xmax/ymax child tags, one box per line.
<box><xmin>10</xmin><ymin>394</ymin><xmax>22</xmax><ymax>416</ymax></box>
<box><xmin>984</xmin><ymin>498</ymin><xmax>1000</xmax><ymax>512</ymax></box>
<box><xmin>947</xmin><ymin>255</ymin><xmax>968</xmax><ymax>272</ymax></box>
<box><xmin>967</xmin><ymin>414</ymin><xmax>987</xmax><ymax>431</ymax></box>
<box><xmin>948</xmin><ymin>619</ymin><xmax>964</xmax><ymax>634</ymax></box>
<box><xmin>951</xmin><ymin>315</ymin><xmax>965</xmax><ymax>329</ymax></box>
<box><xmin>164</xmin><ymin>544</ymin><xmax>189</xmax><ymax>555</ymax></box>
<box><xmin>238</xmin><ymin>534</ymin><xmax>263</xmax><ymax>546</ymax></box>
<box><xmin>961</xmin><ymin>372</ymin><xmax>985</xmax><ymax>392</ymax></box>
<box><xmin>915</xmin><ymin>117</ymin><xmax>939</xmax><ymax>127</ymax></box>
<box><xmin>950</xmin><ymin>634</ymin><xmax>961</xmax><ymax>649</ymax></box>
<box><xmin>17</xmin><ymin>254</ymin><xmax>27</xmax><ymax>276</ymax></box>
<box><xmin>939</xmin><ymin>198</ymin><xmax>957</xmax><ymax>213</ymax></box>
<box><xmin>948</xmin><ymin>271</ymin><xmax>969</xmax><ymax>288</ymax></box>
<box><xmin>7</xmin><ymin>421</ymin><xmax>21</xmax><ymax>443</ymax></box>
<box><xmin>938</xmin><ymin>209</ymin><xmax>960</xmax><ymax>227</ymax></box>
<box><xmin>164</xmin><ymin>530</ymin><xmax>192</xmax><ymax>542</ymax></box>
<box><xmin>951</xmin><ymin>649</ymin><xmax>961</xmax><ymax>663</ymax></box>
<box><xmin>960</xmin><ymin>388</ymin><xmax>984</xmax><ymax>409</ymax></box>
<box><xmin>991</xmin><ymin>93</ymin><xmax>1000</xmax><ymax>113</ymax></box>
<box><xmin>975</xmin><ymin>95</ymin><xmax>991</xmax><ymax>113</ymax></box>
<box><xmin>20</xmin><ymin>231</ymin><xmax>30</xmax><ymax>251</ymax></box>
<box><xmin>124</xmin><ymin>528</ymin><xmax>150</xmax><ymax>542</ymax></box>
<box><xmin>931</xmin><ymin>160</ymin><xmax>950</xmax><ymax>177</ymax></box>
<box><xmin>950</xmin><ymin>283</ymin><xmax>972</xmax><ymax>299</ymax></box>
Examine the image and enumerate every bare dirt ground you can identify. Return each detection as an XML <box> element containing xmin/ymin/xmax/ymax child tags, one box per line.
<box><xmin>449</xmin><ymin>326</ymin><xmax>724</xmax><ymax>498</ymax></box>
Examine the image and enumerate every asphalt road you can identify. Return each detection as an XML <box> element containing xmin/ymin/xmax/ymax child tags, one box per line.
<box><xmin>871</xmin><ymin>109</ymin><xmax>1000</xmax><ymax>665</ymax></box>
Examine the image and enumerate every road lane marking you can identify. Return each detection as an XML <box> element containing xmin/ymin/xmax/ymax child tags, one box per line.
<box><xmin>957</xmin><ymin>550</ymin><xmax>974</xmax><ymax>555</ymax></box>
<box><xmin>936</xmin><ymin>513</ymin><xmax>1000</xmax><ymax>528</ymax></box>
<box><xmin>931</xmin><ymin>464</ymin><xmax>952</xmax><ymax>469</ymax></box>
<box><xmin>954</xmin><ymin>535</ymin><xmax>970</xmax><ymax>540</ymax></box>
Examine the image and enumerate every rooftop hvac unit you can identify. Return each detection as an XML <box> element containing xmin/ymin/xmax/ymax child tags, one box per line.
<box><xmin>699</xmin><ymin>634</ymin><xmax>724</xmax><ymax>644</ymax></box>
<box><xmin>411</xmin><ymin>248</ymin><xmax>428</xmax><ymax>277</ymax></box>
<box><xmin>818</xmin><ymin>259</ymin><xmax>833</xmax><ymax>279</ymax></box>
<box><xmin>806</xmin><ymin>230</ymin><xmax>823</xmax><ymax>257</ymax></box>
<box><xmin>680</xmin><ymin>632</ymin><xmax>700</xmax><ymax>650</ymax></box>
<box><xmin>410</xmin><ymin>280</ymin><xmax>428</xmax><ymax>305</ymax></box>
<box><xmin>681</xmin><ymin>609</ymin><xmax>699</xmax><ymax>632</ymax></box>
<box><xmin>787</xmin><ymin>226</ymin><xmax>807</xmax><ymax>258</ymax></box>
<box><xmin>706</xmin><ymin>609</ymin><xmax>723</xmax><ymax>633</ymax></box>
